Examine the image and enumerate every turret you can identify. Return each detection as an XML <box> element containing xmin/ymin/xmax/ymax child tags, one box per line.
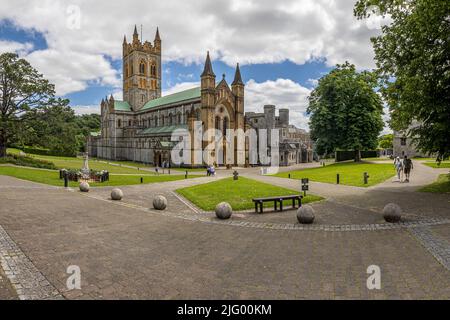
<box><xmin>154</xmin><ymin>27</ymin><xmax>161</xmax><ymax>51</ymax></box>
<box><xmin>133</xmin><ymin>25</ymin><xmax>139</xmax><ymax>45</ymax></box>
<box><xmin>200</xmin><ymin>51</ymin><xmax>216</xmax><ymax>165</ymax></box>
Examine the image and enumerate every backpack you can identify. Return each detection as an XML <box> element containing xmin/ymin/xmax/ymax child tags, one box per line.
<box><xmin>404</xmin><ymin>159</ymin><xmax>412</xmax><ymax>169</ymax></box>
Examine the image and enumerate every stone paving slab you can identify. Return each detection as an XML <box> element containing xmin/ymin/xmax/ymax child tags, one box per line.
<box><xmin>0</xmin><ymin>180</ymin><xmax>449</xmax><ymax>299</ymax></box>
<box><xmin>408</xmin><ymin>226</ymin><xmax>450</xmax><ymax>271</ymax></box>
<box><xmin>0</xmin><ymin>225</ymin><xmax>63</xmax><ymax>300</ymax></box>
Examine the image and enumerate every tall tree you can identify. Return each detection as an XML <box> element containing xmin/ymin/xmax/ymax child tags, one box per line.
<box><xmin>307</xmin><ymin>62</ymin><xmax>384</xmax><ymax>161</ymax></box>
<box><xmin>378</xmin><ymin>133</ymin><xmax>393</xmax><ymax>149</ymax></box>
<box><xmin>354</xmin><ymin>0</ymin><xmax>450</xmax><ymax>161</ymax></box>
<box><xmin>0</xmin><ymin>53</ymin><xmax>64</xmax><ymax>157</ymax></box>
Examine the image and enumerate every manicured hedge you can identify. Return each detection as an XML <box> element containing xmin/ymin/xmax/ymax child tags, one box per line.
<box><xmin>1</xmin><ymin>153</ymin><xmax>57</xmax><ymax>170</ymax></box>
<box><xmin>335</xmin><ymin>150</ymin><xmax>378</xmax><ymax>162</ymax></box>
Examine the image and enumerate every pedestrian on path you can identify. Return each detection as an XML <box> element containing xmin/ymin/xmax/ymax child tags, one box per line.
<box><xmin>403</xmin><ymin>155</ymin><xmax>413</xmax><ymax>182</ymax></box>
<box><xmin>394</xmin><ymin>156</ymin><xmax>404</xmax><ymax>182</ymax></box>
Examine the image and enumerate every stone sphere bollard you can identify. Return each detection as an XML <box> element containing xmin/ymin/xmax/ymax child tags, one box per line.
<box><xmin>111</xmin><ymin>188</ymin><xmax>123</xmax><ymax>201</ymax></box>
<box><xmin>153</xmin><ymin>195</ymin><xmax>167</xmax><ymax>210</ymax></box>
<box><xmin>79</xmin><ymin>182</ymin><xmax>90</xmax><ymax>192</ymax></box>
<box><xmin>297</xmin><ymin>205</ymin><xmax>315</xmax><ymax>224</ymax></box>
<box><xmin>215</xmin><ymin>202</ymin><xmax>233</xmax><ymax>219</ymax></box>
<box><xmin>383</xmin><ymin>203</ymin><xmax>402</xmax><ymax>223</ymax></box>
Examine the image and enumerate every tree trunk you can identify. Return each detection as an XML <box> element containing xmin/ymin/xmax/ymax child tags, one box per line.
<box><xmin>354</xmin><ymin>150</ymin><xmax>361</xmax><ymax>162</ymax></box>
<box><xmin>0</xmin><ymin>131</ymin><xmax>6</xmax><ymax>158</ymax></box>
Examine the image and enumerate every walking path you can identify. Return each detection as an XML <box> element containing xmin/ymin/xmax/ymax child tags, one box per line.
<box><xmin>0</xmin><ymin>160</ymin><xmax>448</xmax><ymax>299</ymax></box>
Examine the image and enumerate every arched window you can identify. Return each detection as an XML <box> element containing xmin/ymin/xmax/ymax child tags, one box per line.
<box><xmin>223</xmin><ymin>117</ymin><xmax>228</xmax><ymax>135</ymax></box>
<box><xmin>215</xmin><ymin>116</ymin><xmax>220</xmax><ymax>130</ymax></box>
<box><xmin>151</xmin><ymin>64</ymin><xmax>156</xmax><ymax>76</ymax></box>
<box><xmin>196</xmin><ymin>109</ymin><xmax>201</xmax><ymax>121</ymax></box>
<box><xmin>117</xmin><ymin>119</ymin><xmax>122</xmax><ymax>128</ymax></box>
<box><xmin>177</xmin><ymin>113</ymin><xmax>182</xmax><ymax>124</ymax></box>
<box><xmin>161</xmin><ymin>115</ymin><xmax>165</xmax><ymax>126</ymax></box>
<box><xmin>128</xmin><ymin>120</ymin><xmax>132</xmax><ymax>127</ymax></box>
<box><xmin>124</xmin><ymin>64</ymin><xmax>128</xmax><ymax>78</ymax></box>
<box><xmin>139</xmin><ymin>61</ymin><xmax>146</xmax><ymax>75</ymax></box>
<box><xmin>169</xmin><ymin>113</ymin><xmax>173</xmax><ymax>125</ymax></box>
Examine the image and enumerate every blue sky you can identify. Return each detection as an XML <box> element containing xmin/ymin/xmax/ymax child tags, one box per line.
<box><xmin>0</xmin><ymin>0</ymin><xmax>390</xmax><ymax>131</ymax></box>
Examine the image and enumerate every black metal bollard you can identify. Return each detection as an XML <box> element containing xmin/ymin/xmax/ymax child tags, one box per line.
<box><xmin>64</xmin><ymin>174</ymin><xmax>68</xmax><ymax>188</ymax></box>
<box><xmin>288</xmin><ymin>174</ymin><xmax>291</xmax><ymax>179</ymax></box>
<box><xmin>185</xmin><ymin>171</ymin><xmax>188</xmax><ymax>179</ymax></box>
<box><xmin>364</xmin><ymin>172</ymin><xmax>369</xmax><ymax>184</ymax></box>
<box><xmin>337</xmin><ymin>173</ymin><xmax>340</xmax><ymax>184</ymax></box>
<box><xmin>140</xmin><ymin>177</ymin><xmax>143</xmax><ymax>184</ymax></box>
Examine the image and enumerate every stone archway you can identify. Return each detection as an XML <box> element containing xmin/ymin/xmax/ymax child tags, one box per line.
<box><xmin>213</xmin><ymin>103</ymin><xmax>233</xmax><ymax>166</ymax></box>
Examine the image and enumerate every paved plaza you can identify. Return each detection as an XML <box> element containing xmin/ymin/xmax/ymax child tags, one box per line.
<box><xmin>0</xmin><ymin>161</ymin><xmax>449</xmax><ymax>299</ymax></box>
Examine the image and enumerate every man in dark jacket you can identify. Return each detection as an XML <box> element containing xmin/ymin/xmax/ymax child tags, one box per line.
<box><xmin>403</xmin><ymin>156</ymin><xmax>413</xmax><ymax>182</ymax></box>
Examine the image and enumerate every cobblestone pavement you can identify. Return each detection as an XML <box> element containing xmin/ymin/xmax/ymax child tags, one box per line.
<box><xmin>0</xmin><ymin>225</ymin><xmax>62</xmax><ymax>300</ymax></box>
<box><xmin>0</xmin><ymin>174</ymin><xmax>449</xmax><ymax>299</ymax></box>
<box><xmin>0</xmin><ymin>258</ymin><xmax>17</xmax><ymax>300</ymax></box>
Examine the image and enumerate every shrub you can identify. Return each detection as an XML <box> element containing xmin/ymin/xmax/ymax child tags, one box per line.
<box><xmin>1</xmin><ymin>153</ymin><xmax>57</xmax><ymax>170</ymax></box>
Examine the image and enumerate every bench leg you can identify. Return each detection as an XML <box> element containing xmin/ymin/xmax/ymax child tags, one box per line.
<box><xmin>259</xmin><ymin>202</ymin><xmax>263</xmax><ymax>213</ymax></box>
<box><xmin>274</xmin><ymin>200</ymin><xmax>277</xmax><ymax>211</ymax></box>
<box><xmin>280</xmin><ymin>200</ymin><xmax>283</xmax><ymax>211</ymax></box>
<box><xmin>292</xmin><ymin>198</ymin><xmax>295</xmax><ymax>208</ymax></box>
<box><xmin>255</xmin><ymin>202</ymin><xmax>258</xmax><ymax>213</ymax></box>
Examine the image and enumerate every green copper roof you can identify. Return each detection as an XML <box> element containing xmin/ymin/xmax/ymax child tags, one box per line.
<box><xmin>140</xmin><ymin>124</ymin><xmax>188</xmax><ymax>135</ymax></box>
<box><xmin>114</xmin><ymin>100</ymin><xmax>132</xmax><ymax>111</ymax></box>
<box><xmin>142</xmin><ymin>87</ymin><xmax>200</xmax><ymax>110</ymax></box>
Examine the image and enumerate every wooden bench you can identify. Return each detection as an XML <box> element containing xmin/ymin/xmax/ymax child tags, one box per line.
<box><xmin>252</xmin><ymin>195</ymin><xmax>303</xmax><ymax>213</ymax></box>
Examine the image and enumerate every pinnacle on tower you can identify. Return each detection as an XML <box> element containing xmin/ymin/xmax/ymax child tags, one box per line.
<box><xmin>154</xmin><ymin>27</ymin><xmax>161</xmax><ymax>41</ymax></box>
<box><xmin>133</xmin><ymin>25</ymin><xmax>139</xmax><ymax>42</ymax></box>
<box><xmin>123</xmin><ymin>35</ymin><xmax>127</xmax><ymax>44</ymax></box>
<box><xmin>201</xmin><ymin>51</ymin><xmax>215</xmax><ymax>77</ymax></box>
<box><xmin>232</xmin><ymin>63</ymin><xmax>244</xmax><ymax>86</ymax></box>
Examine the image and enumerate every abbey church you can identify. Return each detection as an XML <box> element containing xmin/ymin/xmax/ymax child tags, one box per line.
<box><xmin>88</xmin><ymin>26</ymin><xmax>248</xmax><ymax>167</ymax></box>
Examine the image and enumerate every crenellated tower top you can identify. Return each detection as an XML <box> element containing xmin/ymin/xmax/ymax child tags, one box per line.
<box><xmin>122</xmin><ymin>26</ymin><xmax>162</xmax><ymax>110</ymax></box>
<box><xmin>123</xmin><ymin>25</ymin><xmax>161</xmax><ymax>56</ymax></box>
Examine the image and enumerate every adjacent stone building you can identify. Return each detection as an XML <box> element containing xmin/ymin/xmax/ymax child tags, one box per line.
<box><xmin>393</xmin><ymin>121</ymin><xmax>429</xmax><ymax>158</ymax></box>
<box><xmin>88</xmin><ymin>26</ymin><xmax>247</xmax><ymax>167</ymax></box>
<box><xmin>245</xmin><ymin>105</ymin><xmax>313</xmax><ymax>166</ymax></box>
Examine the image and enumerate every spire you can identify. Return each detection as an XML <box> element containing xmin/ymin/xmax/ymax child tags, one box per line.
<box><xmin>133</xmin><ymin>25</ymin><xmax>139</xmax><ymax>42</ymax></box>
<box><xmin>201</xmin><ymin>51</ymin><xmax>215</xmax><ymax>77</ymax></box>
<box><xmin>154</xmin><ymin>27</ymin><xmax>161</xmax><ymax>41</ymax></box>
<box><xmin>123</xmin><ymin>35</ymin><xmax>127</xmax><ymax>44</ymax></box>
<box><xmin>232</xmin><ymin>63</ymin><xmax>244</xmax><ymax>86</ymax></box>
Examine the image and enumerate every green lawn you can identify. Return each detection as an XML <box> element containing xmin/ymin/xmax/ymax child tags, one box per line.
<box><xmin>423</xmin><ymin>162</ymin><xmax>450</xmax><ymax>169</ymax></box>
<box><xmin>7</xmin><ymin>148</ymin><xmax>206</xmax><ymax>173</ymax></box>
<box><xmin>419</xmin><ymin>174</ymin><xmax>450</xmax><ymax>194</ymax></box>
<box><xmin>273</xmin><ymin>162</ymin><xmax>396</xmax><ymax>187</ymax></box>
<box><xmin>0</xmin><ymin>166</ymin><xmax>200</xmax><ymax>187</ymax></box>
<box><xmin>176</xmin><ymin>176</ymin><xmax>323</xmax><ymax>211</ymax></box>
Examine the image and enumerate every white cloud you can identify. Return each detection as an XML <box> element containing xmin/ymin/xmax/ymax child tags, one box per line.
<box><xmin>0</xmin><ymin>40</ymin><xmax>33</xmax><ymax>55</ymax></box>
<box><xmin>307</xmin><ymin>78</ymin><xmax>319</xmax><ymax>87</ymax></box>
<box><xmin>245</xmin><ymin>78</ymin><xmax>311</xmax><ymax>129</ymax></box>
<box><xmin>0</xmin><ymin>0</ymin><xmax>385</xmax><ymax>96</ymax></box>
<box><xmin>164</xmin><ymin>81</ymin><xmax>200</xmax><ymax>96</ymax></box>
<box><xmin>71</xmin><ymin>105</ymin><xmax>99</xmax><ymax>115</ymax></box>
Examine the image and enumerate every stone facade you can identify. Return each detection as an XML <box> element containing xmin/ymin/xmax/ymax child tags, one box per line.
<box><xmin>88</xmin><ymin>27</ymin><xmax>247</xmax><ymax>167</ymax></box>
<box><xmin>393</xmin><ymin>121</ymin><xmax>429</xmax><ymax>158</ymax></box>
<box><xmin>245</xmin><ymin>105</ymin><xmax>313</xmax><ymax>166</ymax></box>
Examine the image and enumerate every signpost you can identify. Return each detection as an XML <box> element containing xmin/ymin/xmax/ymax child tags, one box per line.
<box><xmin>301</xmin><ymin>178</ymin><xmax>309</xmax><ymax>197</ymax></box>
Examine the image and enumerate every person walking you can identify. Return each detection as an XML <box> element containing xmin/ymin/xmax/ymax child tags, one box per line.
<box><xmin>394</xmin><ymin>156</ymin><xmax>404</xmax><ymax>182</ymax></box>
<box><xmin>403</xmin><ymin>155</ymin><xmax>413</xmax><ymax>182</ymax></box>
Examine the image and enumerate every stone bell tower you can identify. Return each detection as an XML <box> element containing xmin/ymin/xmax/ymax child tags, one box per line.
<box><xmin>122</xmin><ymin>26</ymin><xmax>162</xmax><ymax>111</ymax></box>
